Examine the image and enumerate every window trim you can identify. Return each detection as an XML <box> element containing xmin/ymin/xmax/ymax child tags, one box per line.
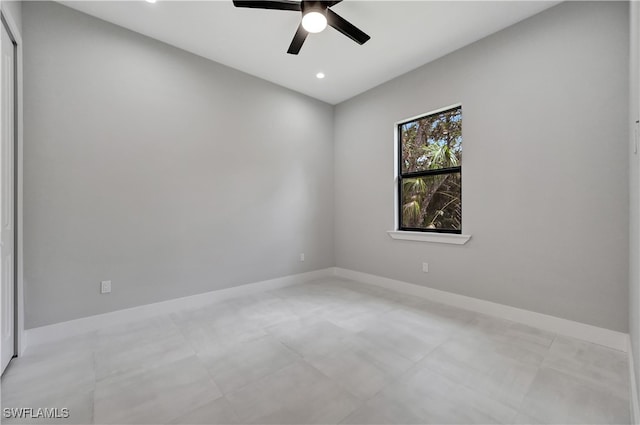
<box><xmin>394</xmin><ymin>103</ymin><xmax>466</xmax><ymax>236</ymax></box>
<box><xmin>387</xmin><ymin>230</ymin><xmax>471</xmax><ymax>245</ymax></box>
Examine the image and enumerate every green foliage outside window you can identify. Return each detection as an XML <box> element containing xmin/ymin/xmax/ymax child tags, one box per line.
<box><xmin>399</xmin><ymin>106</ymin><xmax>462</xmax><ymax>232</ymax></box>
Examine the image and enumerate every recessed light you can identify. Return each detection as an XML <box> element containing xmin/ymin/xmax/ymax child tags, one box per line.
<box><xmin>316</xmin><ymin>72</ymin><xmax>325</xmax><ymax>79</ymax></box>
<box><xmin>146</xmin><ymin>0</ymin><xmax>157</xmax><ymax>3</ymax></box>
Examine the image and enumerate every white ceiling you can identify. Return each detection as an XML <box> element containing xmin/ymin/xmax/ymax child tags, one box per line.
<box><xmin>59</xmin><ymin>0</ymin><xmax>560</xmax><ymax>104</ymax></box>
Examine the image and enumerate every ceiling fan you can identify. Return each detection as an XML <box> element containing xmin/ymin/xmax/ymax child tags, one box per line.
<box><xmin>232</xmin><ymin>0</ymin><xmax>371</xmax><ymax>55</ymax></box>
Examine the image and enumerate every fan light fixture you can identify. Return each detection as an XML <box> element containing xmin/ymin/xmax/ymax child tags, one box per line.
<box><xmin>232</xmin><ymin>0</ymin><xmax>371</xmax><ymax>55</ymax></box>
<box><xmin>301</xmin><ymin>10</ymin><xmax>327</xmax><ymax>33</ymax></box>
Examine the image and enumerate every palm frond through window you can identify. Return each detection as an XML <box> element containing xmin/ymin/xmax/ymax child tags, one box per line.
<box><xmin>398</xmin><ymin>106</ymin><xmax>462</xmax><ymax>233</ymax></box>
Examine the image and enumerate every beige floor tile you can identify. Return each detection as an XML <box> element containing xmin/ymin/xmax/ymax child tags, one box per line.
<box><xmin>542</xmin><ymin>335</ymin><xmax>629</xmax><ymax>399</ymax></box>
<box><xmin>225</xmin><ymin>361</ymin><xmax>360</xmax><ymax>424</ymax></box>
<box><xmin>416</xmin><ymin>337</ymin><xmax>540</xmax><ymax>409</ymax></box>
<box><xmin>197</xmin><ymin>335</ymin><xmax>300</xmax><ymax>394</ymax></box>
<box><xmin>367</xmin><ymin>366</ymin><xmax>517</xmax><ymax>424</ymax></box>
<box><xmin>94</xmin><ymin>356</ymin><xmax>222</xmax><ymax>424</ymax></box>
<box><xmin>266</xmin><ymin>320</ymin><xmax>354</xmax><ymax>357</ymax></box>
<box><xmin>170</xmin><ymin>397</ymin><xmax>239</xmax><ymax>424</ymax></box>
<box><xmin>94</xmin><ymin>327</ymin><xmax>195</xmax><ymax>380</ymax></box>
<box><xmin>518</xmin><ymin>367</ymin><xmax>630</xmax><ymax>424</ymax></box>
<box><xmin>1</xmin><ymin>278</ymin><xmax>630</xmax><ymax>425</ymax></box>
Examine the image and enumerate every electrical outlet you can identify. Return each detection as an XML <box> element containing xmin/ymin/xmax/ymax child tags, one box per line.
<box><xmin>299</xmin><ymin>253</ymin><xmax>305</xmax><ymax>262</ymax></box>
<box><xmin>100</xmin><ymin>280</ymin><xmax>112</xmax><ymax>294</ymax></box>
<box><xmin>422</xmin><ymin>262</ymin><xmax>429</xmax><ymax>273</ymax></box>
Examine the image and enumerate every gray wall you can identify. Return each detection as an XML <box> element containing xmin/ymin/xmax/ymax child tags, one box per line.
<box><xmin>23</xmin><ymin>1</ymin><xmax>334</xmax><ymax>328</ymax></box>
<box><xmin>24</xmin><ymin>1</ymin><xmax>631</xmax><ymax>334</ymax></box>
<box><xmin>334</xmin><ymin>1</ymin><xmax>629</xmax><ymax>332</ymax></box>
<box><xmin>629</xmin><ymin>0</ymin><xmax>640</xmax><ymax>410</ymax></box>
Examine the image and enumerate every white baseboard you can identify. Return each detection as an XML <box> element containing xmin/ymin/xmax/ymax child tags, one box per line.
<box><xmin>24</xmin><ymin>266</ymin><xmax>629</xmax><ymax>354</ymax></box>
<box><xmin>630</xmin><ymin>336</ymin><xmax>640</xmax><ymax>424</ymax></box>
<box><xmin>25</xmin><ymin>268</ymin><xmax>334</xmax><ymax>348</ymax></box>
<box><xmin>333</xmin><ymin>267</ymin><xmax>629</xmax><ymax>352</ymax></box>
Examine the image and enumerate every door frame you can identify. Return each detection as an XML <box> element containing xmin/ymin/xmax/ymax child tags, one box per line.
<box><xmin>1</xmin><ymin>6</ymin><xmax>24</xmax><ymax>357</ymax></box>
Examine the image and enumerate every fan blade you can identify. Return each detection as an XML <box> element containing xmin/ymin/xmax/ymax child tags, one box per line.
<box><xmin>322</xmin><ymin>1</ymin><xmax>343</xmax><ymax>6</ymax></box>
<box><xmin>287</xmin><ymin>23</ymin><xmax>308</xmax><ymax>55</ymax></box>
<box><xmin>326</xmin><ymin>8</ymin><xmax>370</xmax><ymax>45</ymax></box>
<box><xmin>232</xmin><ymin>0</ymin><xmax>301</xmax><ymax>11</ymax></box>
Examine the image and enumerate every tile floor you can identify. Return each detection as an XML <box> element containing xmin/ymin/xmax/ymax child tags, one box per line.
<box><xmin>0</xmin><ymin>278</ymin><xmax>631</xmax><ymax>424</ymax></box>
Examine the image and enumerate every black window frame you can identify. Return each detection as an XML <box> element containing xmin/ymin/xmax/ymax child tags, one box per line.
<box><xmin>397</xmin><ymin>105</ymin><xmax>462</xmax><ymax>234</ymax></box>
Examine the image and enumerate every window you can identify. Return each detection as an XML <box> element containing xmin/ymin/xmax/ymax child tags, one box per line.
<box><xmin>397</xmin><ymin>105</ymin><xmax>462</xmax><ymax>233</ymax></box>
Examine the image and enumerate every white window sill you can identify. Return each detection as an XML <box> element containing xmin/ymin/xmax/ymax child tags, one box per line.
<box><xmin>387</xmin><ymin>231</ymin><xmax>471</xmax><ymax>245</ymax></box>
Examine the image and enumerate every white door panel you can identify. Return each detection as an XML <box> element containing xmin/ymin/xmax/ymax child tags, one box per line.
<box><xmin>1</xmin><ymin>20</ymin><xmax>15</xmax><ymax>374</ymax></box>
